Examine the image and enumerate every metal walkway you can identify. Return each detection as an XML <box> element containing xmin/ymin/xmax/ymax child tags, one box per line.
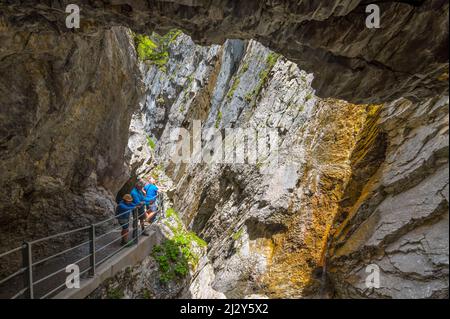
<box><xmin>0</xmin><ymin>194</ymin><xmax>165</xmax><ymax>299</ymax></box>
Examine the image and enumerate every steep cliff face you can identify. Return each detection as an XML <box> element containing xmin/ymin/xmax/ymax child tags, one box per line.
<box><xmin>0</xmin><ymin>1</ymin><xmax>448</xmax><ymax>299</ymax></box>
<box><xmin>0</xmin><ymin>26</ymin><xmax>142</xmax><ymax>258</ymax></box>
<box><xmin>119</xmin><ymin>33</ymin><xmax>448</xmax><ymax>299</ymax></box>
<box><xmin>1</xmin><ymin>1</ymin><xmax>448</xmax><ymax>103</ymax></box>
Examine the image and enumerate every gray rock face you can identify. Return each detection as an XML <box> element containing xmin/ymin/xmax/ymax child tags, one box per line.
<box><xmin>127</xmin><ymin>32</ymin><xmax>448</xmax><ymax>299</ymax></box>
<box><xmin>328</xmin><ymin>95</ymin><xmax>449</xmax><ymax>299</ymax></box>
<box><xmin>0</xmin><ymin>2</ymin><xmax>447</xmax><ymax>300</ymax></box>
<box><xmin>1</xmin><ymin>1</ymin><xmax>448</xmax><ymax>103</ymax></box>
<box><xmin>0</xmin><ymin>26</ymin><xmax>142</xmax><ymax>259</ymax></box>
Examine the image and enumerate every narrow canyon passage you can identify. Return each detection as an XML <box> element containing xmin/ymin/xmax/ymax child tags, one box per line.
<box><xmin>0</xmin><ymin>1</ymin><xmax>448</xmax><ymax>299</ymax></box>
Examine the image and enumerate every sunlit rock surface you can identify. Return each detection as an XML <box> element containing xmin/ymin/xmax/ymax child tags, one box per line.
<box><xmin>124</xmin><ymin>34</ymin><xmax>448</xmax><ymax>298</ymax></box>
<box><xmin>0</xmin><ymin>1</ymin><xmax>447</xmax><ymax>299</ymax></box>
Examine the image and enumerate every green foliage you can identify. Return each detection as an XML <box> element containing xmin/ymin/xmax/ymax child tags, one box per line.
<box><xmin>151</xmin><ymin>237</ymin><xmax>190</xmax><ymax>284</ymax></box>
<box><xmin>246</xmin><ymin>52</ymin><xmax>281</xmax><ymax>105</ymax></box>
<box><xmin>142</xmin><ymin>289</ymin><xmax>152</xmax><ymax>299</ymax></box>
<box><xmin>215</xmin><ymin>110</ymin><xmax>223</xmax><ymax>128</ymax></box>
<box><xmin>244</xmin><ymin>92</ymin><xmax>254</xmax><ymax>103</ymax></box>
<box><xmin>166</xmin><ymin>207</ymin><xmax>181</xmax><ymax>225</ymax></box>
<box><xmin>188</xmin><ymin>232</ymin><xmax>207</xmax><ymax>248</ymax></box>
<box><xmin>156</xmin><ymin>96</ymin><xmax>165</xmax><ymax>105</ymax></box>
<box><xmin>227</xmin><ymin>78</ymin><xmax>241</xmax><ymax>100</ymax></box>
<box><xmin>233</xmin><ymin>228</ymin><xmax>244</xmax><ymax>241</ymax></box>
<box><xmin>152</xmin><ymin>208</ymin><xmax>207</xmax><ymax>284</ymax></box>
<box><xmin>147</xmin><ymin>136</ymin><xmax>156</xmax><ymax>150</ymax></box>
<box><xmin>106</xmin><ymin>287</ymin><xmax>124</xmax><ymax>299</ymax></box>
<box><xmin>134</xmin><ymin>29</ymin><xmax>182</xmax><ymax>72</ymax></box>
<box><xmin>241</xmin><ymin>62</ymin><xmax>250</xmax><ymax>73</ymax></box>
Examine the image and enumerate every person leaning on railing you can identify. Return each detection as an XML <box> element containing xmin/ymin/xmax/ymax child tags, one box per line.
<box><xmin>130</xmin><ymin>180</ymin><xmax>150</xmax><ymax>236</ymax></box>
<box><xmin>116</xmin><ymin>194</ymin><xmax>136</xmax><ymax>246</ymax></box>
<box><xmin>144</xmin><ymin>177</ymin><xmax>166</xmax><ymax>223</ymax></box>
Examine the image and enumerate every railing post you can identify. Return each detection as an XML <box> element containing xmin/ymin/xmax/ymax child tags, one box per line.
<box><xmin>89</xmin><ymin>225</ymin><xmax>96</xmax><ymax>277</ymax></box>
<box><xmin>22</xmin><ymin>242</ymin><xmax>33</xmax><ymax>299</ymax></box>
<box><xmin>132</xmin><ymin>208</ymin><xmax>139</xmax><ymax>245</ymax></box>
<box><xmin>160</xmin><ymin>193</ymin><xmax>165</xmax><ymax>218</ymax></box>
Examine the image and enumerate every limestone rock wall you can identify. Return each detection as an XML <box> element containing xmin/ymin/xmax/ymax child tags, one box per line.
<box><xmin>328</xmin><ymin>95</ymin><xmax>449</xmax><ymax>298</ymax></box>
<box><xmin>0</xmin><ymin>26</ymin><xmax>142</xmax><ymax>258</ymax></box>
<box><xmin>1</xmin><ymin>1</ymin><xmax>448</xmax><ymax>103</ymax></box>
<box><xmin>0</xmin><ymin>1</ymin><xmax>447</xmax><ymax>299</ymax></box>
<box><xmin>133</xmin><ymin>33</ymin><xmax>446</xmax><ymax>299</ymax></box>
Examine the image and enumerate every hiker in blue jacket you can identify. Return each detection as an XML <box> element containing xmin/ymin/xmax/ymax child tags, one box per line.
<box><xmin>130</xmin><ymin>180</ymin><xmax>150</xmax><ymax>236</ymax></box>
<box><xmin>144</xmin><ymin>177</ymin><xmax>167</xmax><ymax>223</ymax></box>
<box><xmin>116</xmin><ymin>194</ymin><xmax>136</xmax><ymax>246</ymax></box>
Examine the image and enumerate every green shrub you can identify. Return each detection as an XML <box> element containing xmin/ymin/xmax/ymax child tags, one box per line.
<box><xmin>152</xmin><ymin>208</ymin><xmax>208</xmax><ymax>284</ymax></box>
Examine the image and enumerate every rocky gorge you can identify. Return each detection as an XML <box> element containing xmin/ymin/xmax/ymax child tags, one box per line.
<box><xmin>0</xmin><ymin>1</ymin><xmax>448</xmax><ymax>299</ymax></box>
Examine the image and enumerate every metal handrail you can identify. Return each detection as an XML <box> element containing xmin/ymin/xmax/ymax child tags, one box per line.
<box><xmin>94</xmin><ymin>223</ymin><xmax>127</xmax><ymax>241</ymax></box>
<box><xmin>0</xmin><ymin>245</ymin><xmax>24</xmax><ymax>259</ymax></box>
<box><xmin>0</xmin><ymin>192</ymin><xmax>165</xmax><ymax>299</ymax></box>
<box><xmin>30</xmin><ymin>226</ymin><xmax>91</xmax><ymax>245</ymax></box>
<box><xmin>94</xmin><ymin>207</ymin><xmax>135</xmax><ymax>227</ymax></box>
<box><xmin>33</xmin><ymin>254</ymin><xmax>91</xmax><ymax>286</ymax></box>
<box><xmin>0</xmin><ymin>267</ymin><xmax>26</xmax><ymax>286</ymax></box>
<box><xmin>11</xmin><ymin>287</ymin><xmax>28</xmax><ymax>300</ymax></box>
<box><xmin>95</xmin><ymin>224</ymin><xmax>154</xmax><ymax>266</ymax></box>
<box><xmin>33</xmin><ymin>239</ymin><xmax>92</xmax><ymax>267</ymax></box>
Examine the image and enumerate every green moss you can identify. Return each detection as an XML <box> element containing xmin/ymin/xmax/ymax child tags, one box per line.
<box><xmin>142</xmin><ymin>289</ymin><xmax>152</xmax><ymax>299</ymax></box>
<box><xmin>156</xmin><ymin>96</ymin><xmax>165</xmax><ymax>105</ymax></box>
<box><xmin>215</xmin><ymin>110</ymin><xmax>223</xmax><ymax>128</ymax></box>
<box><xmin>147</xmin><ymin>136</ymin><xmax>156</xmax><ymax>150</ymax></box>
<box><xmin>106</xmin><ymin>287</ymin><xmax>124</xmax><ymax>299</ymax></box>
<box><xmin>187</xmin><ymin>232</ymin><xmax>208</xmax><ymax>248</ymax></box>
<box><xmin>134</xmin><ymin>29</ymin><xmax>182</xmax><ymax>72</ymax></box>
<box><xmin>305</xmin><ymin>93</ymin><xmax>313</xmax><ymax>102</ymax></box>
<box><xmin>227</xmin><ymin>78</ymin><xmax>241</xmax><ymax>100</ymax></box>
<box><xmin>242</xmin><ymin>62</ymin><xmax>250</xmax><ymax>73</ymax></box>
<box><xmin>166</xmin><ymin>207</ymin><xmax>181</xmax><ymax>224</ymax></box>
<box><xmin>244</xmin><ymin>92</ymin><xmax>254</xmax><ymax>103</ymax></box>
<box><xmin>233</xmin><ymin>228</ymin><xmax>244</xmax><ymax>241</ymax></box>
<box><xmin>246</xmin><ymin>52</ymin><xmax>281</xmax><ymax>106</ymax></box>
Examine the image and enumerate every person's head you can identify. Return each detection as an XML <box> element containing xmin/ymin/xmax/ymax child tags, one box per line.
<box><xmin>123</xmin><ymin>194</ymin><xmax>133</xmax><ymax>203</ymax></box>
<box><xmin>136</xmin><ymin>180</ymin><xmax>145</xmax><ymax>190</ymax></box>
<box><xmin>149</xmin><ymin>177</ymin><xmax>156</xmax><ymax>185</ymax></box>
